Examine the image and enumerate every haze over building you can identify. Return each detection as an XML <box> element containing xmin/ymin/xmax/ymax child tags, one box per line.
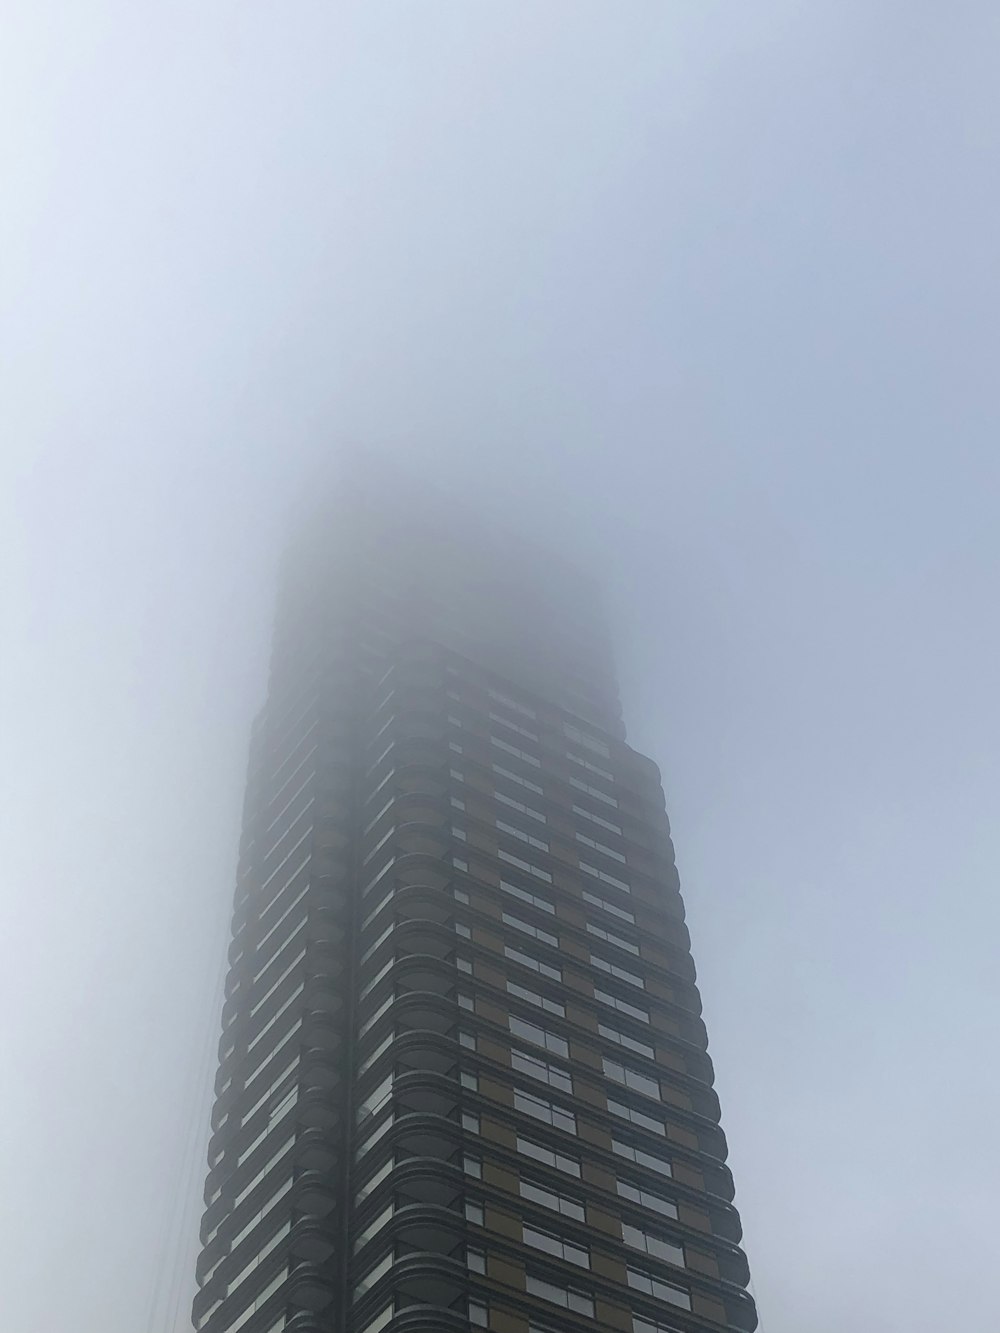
<box><xmin>192</xmin><ymin>480</ymin><xmax>757</xmax><ymax>1333</ymax></box>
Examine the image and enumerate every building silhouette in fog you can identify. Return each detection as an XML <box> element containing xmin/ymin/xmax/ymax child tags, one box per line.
<box><xmin>192</xmin><ymin>481</ymin><xmax>758</xmax><ymax>1333</ymax></box>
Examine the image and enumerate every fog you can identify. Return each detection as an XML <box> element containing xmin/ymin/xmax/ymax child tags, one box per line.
<box><xmin>2</xmin><ymin>4</ymin><xmax>998</xmax><ymax>1331</ymax></box>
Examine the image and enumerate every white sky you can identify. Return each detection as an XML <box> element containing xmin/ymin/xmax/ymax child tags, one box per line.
<box><xmin>2</xmin><ymin>4</ymin><xmax>998</xmax><ymax>1331</ymax></box>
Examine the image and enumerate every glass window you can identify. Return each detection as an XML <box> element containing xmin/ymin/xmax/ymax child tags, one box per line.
<box><xmin>594</xmin><ymin>988</ymin><xmax>648</xmax><ymax>1023</ymax></box>
<box><xmin>514</xmin><ymin>1089</ymin><xmax>576</xmax><ymax>1134</ymax></box>
<box><xmin>617</xmin><ymin>1179</ymin><xmax>678</xmax><ymax>1219</ymax></box>
<box><xmin>517</xmin><ymin>1136</ymin><xmax>581</xmax><ymax>1177</ymax></box>
<box><xmin>573</xmin><ymin>805</ymin><xmax>623</xmax><ymax>836</ymax></box>
<box><xmin>493</xmin><ymin>763</ymin><xmax>543</xmax><ymax>795</ymax></box>
<box><xmin>599</xmin><ymin>1024</ymin><xmax>654</xmax><ymax>1059</ymax></box>
<box><xmin>591</xmin><ymin>955</ymin><xmax>644</xmax><ymax>988</ymax></box>
<box><xmin>507</xmin><ymin>980</ymin><xmax>565</xmax><ymax>1017</ymax></box>
<box><xmin>587</xmin><ymin>923</ymin><xmax>640</xmax><ymax>955</ymax></box>
<box><xmin>504</xmin><ymin>913</ymin><xmax>557</xmax><ymax>947</ymax></box>
<box><xmin>512</xmin><ymin>1049</ymin><xmax>573</xmax><ymax>1093</ymax></box>
<box><xmin>499</xmin><ymin>849</ymin><xmax>552</xmax><ymax>883</ymax></box>
<box><xmin>498</xmin><ymin>818</ymin><xmax>549</xmax><ymax>851</ymax></box>
<box><xmin>576</xmin><ymin>831</ymin><xmax>627</xmax><ymax>865</ymax></box>
<box><xmin>603</xmin><ymin>1058</ymin><xmax>660</xmax><ymax>1099</ymax></box>
<box><xmin>608</xmin><ymin>1099</ymin><xmax>665</xmax><ymax>1136</ymax></box>
<box><xmin>520</xmin><ymin>1177</ymin><xmax>585</xmax><ymax>1222</ymax></box>
<box><xmin>509</xmin><ymin>1015</ymin><xmax>569</xmax><ymax>1057</ymax></box>
<box><xmin>525</xmin><ymin>1274</ymin><xmax>594</xmax><ymax>1317</ymax></box>
<box><xmin>501</xmin><ymin>880</ymin><xmax>554</xmax><ymax>915</ymax></box>
<box><xmin>621</xmin><ymin>1224</ymin><xmax>685</xmax><ymax>1268</ymax></box>
<box><xmin>505</xmin><ymin>945</ymin><xmax>561</xmax><ymax>982</ymax></box>
<box><xmin>612</xmin><ymin>1139</ymin><xmax>672</xmax><ymax>1176</ymax></box>
<box><xmin>626</xmin><ymin>1268</ymin><xmax>691</xmax><ymax>1310</ymax></box>
<box><xmin>496</xmin><ymin>790</ymin><xmax>547</xmax><ymax>823</ymax></box>
<box><xmin>524</xmin><ymin>1224</ymin><xmax>589</xmax><ymax>1268</ymax></box>
<box><xmin>582</xmin><ymin>890</ymin><xmax>634</xmax><ymax>924</ymax></box>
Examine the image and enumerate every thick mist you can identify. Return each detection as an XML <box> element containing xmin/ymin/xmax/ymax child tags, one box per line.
<box><xmin>2</xmin><ymin>4</ymin><xmax>998</xmax><ymax>1332</ymax></box>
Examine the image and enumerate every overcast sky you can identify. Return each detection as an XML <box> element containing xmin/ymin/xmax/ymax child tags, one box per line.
<box><xmin>2</xmin><ymin>4</ymin><xmax>999</xmax><ymax>1331</ymax></box>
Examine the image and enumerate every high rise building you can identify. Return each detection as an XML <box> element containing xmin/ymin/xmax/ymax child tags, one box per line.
<box><xmin>191</xmin><ymin>487</ymin><xmax>757</xmax><ymax>1333</ymax></box>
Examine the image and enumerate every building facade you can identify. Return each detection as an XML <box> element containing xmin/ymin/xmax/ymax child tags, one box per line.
<box><xmin>191</xmin><ymin>494</ymin><xmax>757</xmax><ymax>1333</ymax></box>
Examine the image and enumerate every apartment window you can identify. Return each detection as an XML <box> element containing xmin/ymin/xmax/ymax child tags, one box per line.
<box><xmin>582</xmin><ymin>890</ymin><xmax>634</xmax><ymax>924</ymax></box>
<box><xmin>359</xmin><ymin>993</ymin><xmax>394</xmax><ymax>1038</ymax></box>
<box><xmin>450</xmin><ymin>767</ymin><xmax>464</xmax><ymax>781</ymax></box>
<box><xmin>362</xmin><ymin>825</ymin><xmax>396</xmax><ymax>868</ymax></box>
<box><xmin>453</xmin><ymin>857</ymin><xmax>469</xmax><ymax>872</ymax></box>
<box><xmin>599</xmin><ymin>1024</ymin><xmax>654</xmax><ymax>1059</ymax></box>
<box><xmin>516</xmin><ymin>1136</ymin><xmax>581</xmax><ymax>1177</ymax></box>
<box><xmin>454</xmin><ymin>887</ymin><xmax>470</xmax><ymax>904</ymax></box>
<box><xmin>354</xmin><ymin>1249</ymin><xmax>393</xmax><ymax>1300</ymax></box>
<box><xmin>608</xmin><ymin>1099</ymin><xmax>665</xmax><ymax>1136</ymax></box>
<box><xmin>508</xmin><ymin>980</ymin><xmax>565</xmax><ymax>1017</ymax></box>
<box><xmin>496</xmin><ymin>790</ymin><xmax>546</xmax><ymax>823</ymax></box>
<box><xmin>569</xmin><ymin>775</ymin><xmax>618</xmax><ymax>808</ymax></box>
<box><xmin>469</xmin><ymin>1299</ymin><xmax>489</xmax><ymax>1327</ymax></box>
<box><xmin>501</xmin><ymin>880</ymin><xmax>554</xmax><ymax>915</ymax></box>
<box><xmin>564</xmin><ymin>723</ymin><xmax>611</xmax><ymax>759</ymax></box>
<box><xmin>449</xmin><ymin>741</ymin><xmax>463</xmax><ymax>754</ymax></box>
<box><xmin>603</xmin><ymin>1058</ymin><xmax>660</xmax><ymax>1100</ymax></box>
<box><xmin>524</xmin><ymin>1224</ymin><xmax>589</xmax><ymax>1268</ymax></box>
<box><xmin>358</xmin><ymin>1306</ymin><xmax>393</xmax><ymax>1333</ymax></box>
<box><xmin>455</xmin><ymin>922</ymin><xmax>472</xmax><ymax>939</ymax></box>
<box><xmin>591</xmin><ymin>955</ymin><xmax>644</xmax><ymax>988</ymax></box>
<box><xmin>510</xmin><ymin>1016</ymin><xmax>569</xmax><ymax>1058</ymax></box>
<box><xmin>490</xmin><ymin>711</ymin><xmax>539</xmax><ymax>742</ymax></box>
<box><xmin>356</xmin><ymin>1072</ymin><xmax>393</xmax><ymax>1122</ymax></box>
<box><xmin>499</xmin><ymin>849</ymin><xmax>552</xmax><ymax>883</ymax></box>
<box><xmin>491</xmin><ymin>736</ymin><xmax>541</xmax><ymax>767</ymax></box>
<box><xmin>504</xmin><ymin>913</ymin><xmax>557</xmax><ymax>947</ymax></box>
<box><xmin>505</xmin><ymin>945</ymin><xmax>561</xmax><ymax>982</ymax></box>
<box><xmin>493</xmin><ymin>763</ymin><xmax>543</xmax><ymax>795</ymax></box>
<box><xmin>520</xmin><ymin>1178</ymin><xmax>585</xmax><ymax>1222</ymax></box>
<box><xmin>576</xmin><ymin>832</ymin><xmax>627</xmax><ymax>865</ymax></box>
<box><xmin>465</xmin><ymin>1201</ymin><xmax>485</xmax><ymax>1226</ymax></box>
<box><xmin>464</xmin><ymin>1155</ymin><xmax>483</xmax><ymax>1179</ymax></box>
<box><xmin>354</xmin><ymin>1201</ymin><xmax>393</xmax><ymax>1253</ymax></box>
<box><xmin>462</xmin><ymin>1112</ymin><xmax>480</xmax><ymax>1134</ymax></box>
<box><xmin>451</xmin><ymin>796</ymin><xmax>466</xmax><ymax>811</ymax></box>
<box><xmin>360</xmin><ymin>958</ymin><xmax>395</xmax><ymax>1002</ymax></box>
<box><xmin>467</xmin><ymin>1247</ymin><xmax>486</xmax><ymax>1275</ymax></box>
<box><xmin>566</xmin><ymin>750</ymin><xmax>614</xmax><ymax>782</ymax></box>
<box><xmin>587</xmin><ymin>922</ymin><xmax>640</xmax><ymax>956</ymax></box>
<box><xmin>617</xmin><ymin>1179</ymin><xmax>678</xmax><ymax>1220</ymax></box>
<box><xmin>514</xmin><ymin>1089</ymin><xmax>576</xmax><ymax>1134</ymax></box>
<box><xmin>459</xmin><ymin>1031</ymin><xmax>477</xmax><ymax>1050</ymax></box>
<box><xmin>461</xmin><ymin>1070</ymin><xmax>479</xmax><ymax>1091</ymax></box>
<box><xmin>458</xmin><ymin>993</ymin><xmax>475</xmax><ymax>1012</ymax></box>
<box><xmin>594</xmin><ymin>988</ymin><xmax>649</xmax><ymax>1023</ymax></box>
<box><xmin>632</xmin><ymin>1320</ymin><xmax>687</xmax><ymax>1333</ymax></box>
<box><xmin>452</xmin><ymin>825</ymin><xmax>467</xmax><ymax>841</ymax></box>
<box><xmin>457</xmin><ymin>957</ymin><xmax>473</xmax><ymax>975</ymax></box>
<box><xmin>580</xmin><ymin>861</ymin><xmax>630</xmax><ymax>893</ymax></box>
<box><xmin>488</xmin><ymin>688</ymin><xmax>536</xmax><ymax>720</ymax></box>
<box><xmin>573</xmin><ymin>805</ymin><xmax>622</xmax><ymax>836</ymax></box>
<box><xmin>621</xmin><ymin>1223</ymin><xmax>685</xmax><ymax>1268</ymax></box>
<box><xmin>498</xmin><ymin>819</ymin><xmax>549</xmax><ymax>852</ymax></box>
<box><xmin>626</xmin><ymin>1268</ymin><xmax>691</xmax><ymax>1310</ymax></box>
<box><xmin>359</xmin><ymin>1030</ymin><xmax>393</xmax><ymax>1076</ymax></box>
<box><xmin>525</xmin><ymin>1274</ymin><xmax>594</xmax><ymax>1317</ymax></box>
<box><xmin>512</xmin><ymin>1049</ymin><xmax>572</xmax><ymax>1093</ymax></box>
<box><xmin>356</xmin><ymin>1156</ymin><xmax>394</xmax><ymax>1204</ymax></box>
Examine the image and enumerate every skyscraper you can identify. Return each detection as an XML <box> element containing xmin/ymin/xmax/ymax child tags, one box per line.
<box><xmin>192</xmin><ymin>486</ymin><xmax>758</xmax><ymax>1333</ymax></box>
